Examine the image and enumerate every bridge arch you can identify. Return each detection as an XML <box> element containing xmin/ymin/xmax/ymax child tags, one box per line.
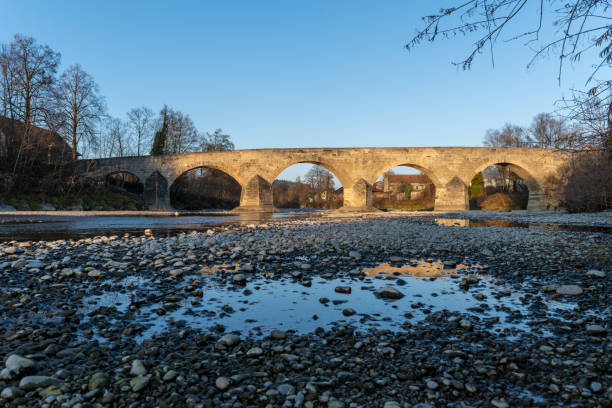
<box><xmin>370</xmin><ymin>164</ymin><xmax>439</xmax><ymax>211</ymax></box>
<box><xmin>272</xmin><ymin>162</ymin><xmax>344</xmax><ymax>209</ymax></box>
<box><xmin>469</xmin><ymin>161</ymin><xmax>545</xmax><ymax>210</ymax></box>
<box><xmin>169</xmin><ymin>165</ymin><xmax>242</xmax><ymax>210</ymax></box>
<box><xmin>105</xmin><ymin>171</ymin><xmax>144</xmax><ymax>196</ymax></box>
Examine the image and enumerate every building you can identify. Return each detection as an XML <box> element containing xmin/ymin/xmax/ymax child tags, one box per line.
<box><xmin>382</xmin><ymin>173</ymin><xmax>433</xmax><ymax>200</ymax></box>
<box><xmin>0</xmin><ymin>115</ymin><xmax>72</xmax><ymax>166</ymax></box>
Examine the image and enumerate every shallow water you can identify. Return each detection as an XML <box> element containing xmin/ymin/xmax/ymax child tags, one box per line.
<box><xmin>81</xmin><ymin>261</ymin><xmax>578</xmax><ymax>342</ymax></box>
<box><xmin>432</xmin><ymin>218</ymin><xmax>612</xmax><ymax>234</ymax></box>
<box><xmin>0</xmin><ymin>210</ymin><xmax>313</xmax><ymax>241</ymax></box>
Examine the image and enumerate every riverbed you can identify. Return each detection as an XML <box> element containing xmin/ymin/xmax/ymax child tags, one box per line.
<box><xmin>0</xmin><ymin>211</ymin><xmax>610</xmax><ymax>407</ymax></box>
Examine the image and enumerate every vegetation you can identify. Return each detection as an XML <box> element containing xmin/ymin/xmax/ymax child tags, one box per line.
<box><xmin>410</xmin><ymin>1</ymin><xmax>612</xmax><ymax>212</ymax></box>
<box><xmin>273</xmin><ymin>166</ymin><xmax>341</xmax><ymax>209</ymax></box>
<box><xmin>1</xmin><ymin>190</ymin><xmax>142</xmax><ymax>211</ymax></box>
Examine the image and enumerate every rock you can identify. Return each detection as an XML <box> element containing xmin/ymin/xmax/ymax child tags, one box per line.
<box><xmin>215</xmin><ymin>376</ymin><xmax>230</xmax><ymax>390</ymax></box>
<box><xmin>246</xmin><ymin>347</ymin><xmax>263</xmax><ymax>357</ymax></box>
<box><xmin>586</xmin><ymin>324</ymin><xmax>607</xmax><ymax>335</ymax></box>
<box><xmin>130</xmin><ymin>374</ymin><xmax>151</xmax><ymax>392</ymax></box>
<box><xmin>233</xmin><ymin>273</ymin><xmax>246</xmax><ymax>284</ymax></box>
<box><xmin>5</xmin><ymin>354</ymin><xmax>35</xmax><ymax>371</ymax></box>
<box><xmin>328</xmin><ymin>401</ymin><xmax>345</xmax><ymax>408</ymax></box>
<box><xmin>375</xmin><ymin>286</ymin><xmax>404</xmax><ymax>299</ymax></box>
<box><xmin>87</xmin><ymin>269</ymin><xmax>102</xmax><ymax>278</ymax></box>
<box><xmin>342</xmin><ymin>308</ymin><xmax>356</xmax><ymax>316</ymax></box>
<box><xmin>41</xmin><ymin>203</ymin><xmax>55</xmax><ymax>211</ymax></box>
<box><xmin>130</xmin><ymin>360</ymin><xmax>147</xmax><ymax>376</ymax></box>
<box><xmin>0</xmin><ymin>204</ymin><xmax>17</xmax><ymax>212</ymax></box>
<box><xmin>389</xmin><ymin>256</ymin><xmax>403</xmax><ymax>262</ymax></box>
<box><xmin>270</xmin><ymin>330</ymin><xmax>287</xmax><ymax>340</ymax></box>
<box><xmin>586</xmin><ymin>269</ymin><xmax>605</xmax><ymax>278</ymax></box>
<box><xmin>556</xmin><ymin>285</ymin><xmax>583</xmax><ymax>295</ymax></box>
<box><xmin>1</xmin><ymin>386</ymin><xmax>24</xmax><ymax>400</ymax></box>
<box><xmin>0</xmin><ymin>368</ymin><xmax>16</xmax><ymax>380</ymax></box>
<box><xmin>218</xmin><ymin>333</ymin><xmax>241</xmax><ymax>347</ymax></box>
<box><xmin>590</xmin><ymin>381</ymin><xmax>602</xmax><ymax>393</ymax></box>
<box><xmin>88</xmin><ymin>372</ymin><xmax>109</xmax><ymax>391</ymax></box>
<box><xmin>39</xmin><ymin>385</ymin><xmax>62</xmax><ymax>397</ymax></box>
<box><xmin>426</xmin><ymin>380</ymin><xmax>438</xmax><ymax>390</ymax></box>
<box><xmin>549</xmin><ymin>384</ymin><xmax>560</xmax><ymax>393</ymax></box>
<box><xmin>459</xmin><ymin>319</ymin><xmax>472</xmax><ymax>330</ymax></box>
<box><xmin>491</xmin><ymin>400</ymin><xmax>509</xmax><ymax>408</ymax></box>
<box><xmin>277</xmin><ymin>383</ymin><xmax>295</xmax><ymax>395</ymax></box>
<box><xmin>334</xmin><ymin>286</ymin><xmax>351</xmax><ymax>294</ymax></box>
<box><xmin>348</xmin><ymin>251</ymin><xmax>361</xmax><ymax>260</ymax></box>
<box><xmin>144</xmin><ymin>229</ymin><xmax>153</xmax><ymax>236</ymax></box>
<box><xmin>162</xmin><ymin>370</ymin><xmax>178</xmax><ymax>382</ymax></box>
<box><xmin>19</xmin><ymin>376</ymin><xmax>61</xmax><ymax>391</ymax></box>
<box><xmin>384</xmin><ymin>402</ymin><xmax>401</xmax><ymax>408</ymax></box>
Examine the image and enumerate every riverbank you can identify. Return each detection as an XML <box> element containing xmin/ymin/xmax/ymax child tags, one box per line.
<box><xmin>0</xmin><ymin>214</ymin><xmax>610</xmax><ymax>407</ymax></box>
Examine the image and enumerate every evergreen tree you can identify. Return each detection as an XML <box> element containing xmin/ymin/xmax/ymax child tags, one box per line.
<box><xmin>151</xmin><ymin>107</ymin><xmax>168</xmax><ymax>155</ymax></box>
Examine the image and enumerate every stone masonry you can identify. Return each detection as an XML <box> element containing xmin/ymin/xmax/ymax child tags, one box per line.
<box><xmin>75</xmin><ymin>147</ymin><xmax>569</xmax><ymax>211</ymax></box>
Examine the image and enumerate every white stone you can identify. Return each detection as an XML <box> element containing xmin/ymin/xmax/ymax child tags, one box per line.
<box><xmin>215</xmin><ymin>376</ymin><xmax>230</xmax><ymax>390</ymax></box>
<box><xmin>586</xmin><ymin>269</ymin><xmax>605</xmax><ymax>278</ymax></box>
<box><xmin>218</xmin><ymin>334</ymin><xmax>240</xmax><ymax>347</ymax></box>
<box><xmin>130</xmin><ymin>360</ymin><xmax>147</xmax><ymax>376</ymax></box>
<box><xmin>5</xmin><ymin>355</ymin><xmax>34</xmax><ymax>371</ymax></box>
<box><xmin>556</xmin><ymin>285</ymin><xmax>583</xmax><ymax>296</ymax></box>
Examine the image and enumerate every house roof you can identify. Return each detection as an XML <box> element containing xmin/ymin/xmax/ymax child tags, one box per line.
<box><xmin>0</xmin><ymin>115</ymin><xmax>72</xmax><ymax>155</ymax></box>
<box><xmin>386</xmin><ymin>174</ymin><xmax>431</xmax><ymax>184</ymax></box>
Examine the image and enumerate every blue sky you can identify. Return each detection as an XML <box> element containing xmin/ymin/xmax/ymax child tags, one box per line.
<box><xmin>0</xmin><ymin>1</ymin><xmax>600</xmax><ymax>182</ymax></box>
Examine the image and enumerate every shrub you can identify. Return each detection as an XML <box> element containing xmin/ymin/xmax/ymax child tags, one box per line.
<box><xmin>559</xmin><ymin>152</ymin><xmax>612</xmax><ymax>213</ymax></box>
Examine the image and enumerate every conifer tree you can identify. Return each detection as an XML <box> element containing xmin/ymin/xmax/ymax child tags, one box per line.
<box><xmin>150</xmin><ymin>107</ymin><xmax>168</xmax><ymax>155</ymax></box>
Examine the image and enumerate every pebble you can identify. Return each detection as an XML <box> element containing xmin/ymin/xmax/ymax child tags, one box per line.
<box><xmin>5</xmin><ymin>354</ymin><xmax>35</xmax><ymax>371</ymax></box>
<box><xmin>586</xmin><ymin>324</ymin><xmax>607</xmax><ymax>335</ymax></box>
<box><xmin>342</xmin><ymin>308</ymin><xmax>356</xmax><ymax>316</ymax></box>
<box><xmin>586</xmin><ymin>269</ymin><xmax>605</xmax><ymax>278</ymax></box>
<box><xmin>556</xmin><ymin>285</ymin><xmax>583</xmax><ymax>295</ymax></box>
<box><xmin>374</xmin><ymin>286</ymin><xmax>404</xmax><ymax>299</ymax></box>
<box><xmin>130</xmin><ymin>359</ymin><xmax>147</xmax><ymax>376</ymax></box>
<box><xmin>19</xmin><ymin>376</ymin><xmax>61</xmax><ymax>391</ymax></box>
<box><xmin>215</xmin><ymin>376</ymin><xmax>230</xmax><ymax>390</ymax></box>
<box><xmin>130</xmin><ymin>374</ymin><xmax>151</xmax><ymax>392</ymax></box>
<box><xmin>218</xmin><ymin>333</ymin><xmax>241</xmax><ymax>347</ymax></box>
<box><xmin>1</xmin><ymin>386</ymin><xmax>24</xmax><ymax>400</ymax></box>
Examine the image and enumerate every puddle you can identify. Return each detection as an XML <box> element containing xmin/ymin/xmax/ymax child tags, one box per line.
<box><xmin>80</xmin><ymin>261</ymin><xmax>580</xmax><ymax>342</ymax></box>
<box><xmin>432</xmin><ymin>218</ymin><xmax>612</xmax><ymax>234</ymax></box>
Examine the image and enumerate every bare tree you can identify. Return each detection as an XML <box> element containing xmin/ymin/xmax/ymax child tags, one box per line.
<box><xmin>96</xmin><ymin>117</ymin><xmax>129</xmax><ymax>158</ymax></box>
<box><xmin>483</xmin><ymin>123</ymin><xmax>530</xmax><ymax>147</ymax></box>
<box><xmin>127</xmin><ymin>106</ymin><xmax>154</xmax><ymax>156</ymax></box>
<box><xmin>165</xmin><ymin>108</ymin><xmax>198</xmax><ymax>154</ymax></box>
<box><xmin>408</xmin><ymin>1</ymin><xmax>612</xmax><ymax>152</ymax></box>
<box><xmin>201</xmin><ymin>128</ymin><xmax>234</xmax><ymax>151</ymax></box>
<box><xmin>54</xmin><ymin>64</ymin><xmax>106</xmax><ymax>160</ymax></box>
<box><xmin>528</xmin><ymin>112</ymin><xmax>577</xmax><ymax>149</ymax></box>
<box><xmin>0</xmin><ymin>34</ymin><xmax>60</xmax><ymax>173</ymax></box>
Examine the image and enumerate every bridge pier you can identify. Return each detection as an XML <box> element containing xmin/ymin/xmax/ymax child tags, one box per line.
<box><xmin>338</xmin><ymin>179</ymin><xmax>379</xmax><ymax>212</ymax></box>
<box><xmin>233</xmin><ymin>175</ymin><xmax>276</xmax><ymax>212</ymax></box>
<box><xmin>527</xmin><ymin>190</ymin><xmax>547</xmax><ymax>210</ymax></box>
<box><xmin>434</xmin><ymin>177</ymin><xmax>469</xmax><ymax>211</ymax></box>
<box><xmin>144</xmin><ymin>171</ymin><xmax>172</xmax><ymax>210</ymax></box>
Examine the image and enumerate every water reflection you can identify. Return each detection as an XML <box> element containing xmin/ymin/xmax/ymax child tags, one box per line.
<box><xmin>432</xmin><ymin>218</ymin><xmax>611</xmax><ymax>234</ymax></box>
<box><xmin>362</xmin><ymin>260</ymin><xmax>483</xmax><ymax>277</ymax></box>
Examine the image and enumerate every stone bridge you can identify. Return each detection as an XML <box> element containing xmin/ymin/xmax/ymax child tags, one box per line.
<box><xmin>75</xmin><ymin>147</ymin><xmax>568</xmax><ymax>211</ymax></box>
